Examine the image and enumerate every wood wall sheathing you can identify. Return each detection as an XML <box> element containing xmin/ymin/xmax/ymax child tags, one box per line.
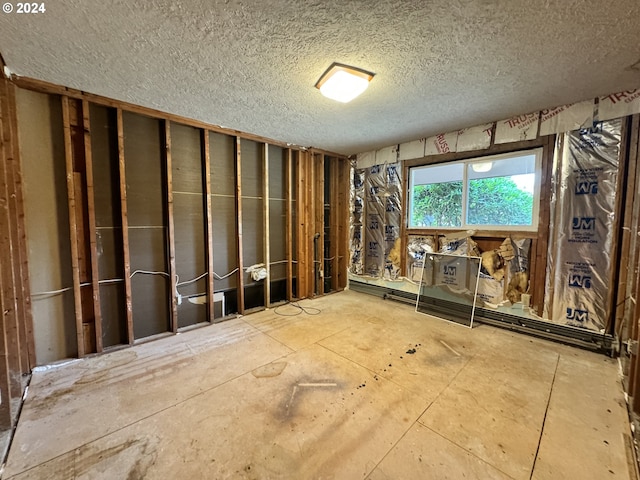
<box><xmin>7</xmin><ymin>77</ymin><xmax>349</xmax><ymax>371</ymax></box>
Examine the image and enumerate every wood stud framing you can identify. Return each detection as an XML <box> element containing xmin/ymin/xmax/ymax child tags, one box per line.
<box><xmin>0</xmin><ymin>78</ymin><xmax>22</xmax><ymax>409</ymax></box>
<box><xmin>2</xmin><ymin>80</ymin><xmax>348</xmax><ymax>375</ymax></box>
<box><xmin>164</xmin><ymin>120</ymin><xmax>178</xmax><ymax>332</ymax></box>
<box><xmin>314</xmin><ymin>153</ymin><xmax>325</xmax><ymax>296</ymax></box>
<box><xmin>235</xmin><ymin>137</ymin><xmax>245</xmax><ymax>314</ymax></box>
<box><xmin>203</xmin><ymin>131</ymin><xmax>215</xmax><ymax>321</ymax></box>
<box><xmin>116</xmin><ymin>108</ymin><xmax>135</xmax><ymax>345</ymax></box>
<box><xmin>8</xmin><ymin>80</ymin><xmax>35</xmax><ymax>371</ymax></box>
<box><xmin>61</xmin><ymin>96</ymin><xmax>85</xmax><ymax>358</ymax></box>
<box><xmin>285</xmin><ymin>149</ymin><xmax>293</xmax><ymax>301</ymax></box>
<box><xmin>0</xmin><ymin>75</ymin><xmax>355</xmax><ymax>433</ymax></box>
<box><xmin>263</xmin><ymin>143</ymin><xmax>271</xmax><ymax>307</ymax></box>
<box><xmin>82</xmin><ymin>100</ymin><xmax>103</xmax><ymax>352</ymax></box>
<box><xmin>329</xmin><ymin>157</ymin><xmax>339</xmax><ymax>292</ymax></box>
<box><xmin>9</xmin><ymin>71</ymin><xmax>640</xmax><ymax>438</ymax></box>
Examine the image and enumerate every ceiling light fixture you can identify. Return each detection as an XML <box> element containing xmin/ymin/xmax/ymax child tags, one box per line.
<box><xmin>471</xmin><ymin>161</ymin><xmax>493</xmax><ymax>173</ymax></box>
<box><xmin>315</xmin><ymin>62</ymin><xmax>375</xmax><ymax>103</ymax></box>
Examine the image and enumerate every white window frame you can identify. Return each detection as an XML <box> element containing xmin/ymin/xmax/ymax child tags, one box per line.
<box><xmin>407</xmin><ymin>148</ymin><xmax>543</xmax><ymax>232</ymax></box>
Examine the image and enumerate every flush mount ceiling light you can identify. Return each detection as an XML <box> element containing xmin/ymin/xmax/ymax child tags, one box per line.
<box><xmin>471</xmin><ymin>161</ymin><xmax>493</xmax><ymax>173</ymax></box>
<box><xmin>315</xmin><ymin>62</ymin><xmax>375</xmax><ymax>103</ymax></box>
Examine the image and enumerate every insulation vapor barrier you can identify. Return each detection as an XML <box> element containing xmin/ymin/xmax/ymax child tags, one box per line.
<box><xmin>365</xmin><ymin>164</ymin><xmax>386</xmax><ymax>277</ymax></box>
<box><xmin>350</xmin><ymin>162</ymin><xmax>402</xmax><ymax>279</ymax></box>
<box><xmin>407</xmin><ymin>235</ymin><xmax>436</xmax><ymax>283</ymax></box>
<box><xmin>349</xmin><ymin>167</ymin><xmax>365</xmax><ymax>275</ymax></box>
<box><xmin>545</xmin><ymin>119</ymin><xmax>621</xmax><ymax>332</ymax></box>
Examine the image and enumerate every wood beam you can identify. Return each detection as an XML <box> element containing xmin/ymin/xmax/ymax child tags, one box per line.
<box><xmin>329</xmin><ymin>157</ymin><xmax>339</xmax><ymax>292</ymax></box>
<box><xmin>164</xmin><ymin>121</ymin><xmax>178</xmax><ymax>332</ymax></box>
<box><xmin>336</xmin><ymin>158</ymin><xmax>349</xmax><ymax>290</ymax></box>
<box><xmin>235</xmin><ymin>137</ymin><xmax>245</xmax><ymax>314</ymax></box>
<box><xmin>82</xmin><ymin>100</ymin><xmax>103</xmax><ymax>352</ymax></box>
<box><xmin>0</xmin><ymin>87</ymin><xmax>21</xmax><ymax>400</ymax></box>
<box><xmin>314</xmin><ymin>153</ymin><xmax>325</xmax><ymax>295</ymax></box>
<box><xmin>203</xmin><ymin>130</ymin><xmax>214</xmax><ymax>321</ymax></box>
<box><xmin>116</xmin><ymin>109</ymin><xmax>134</xmax><ymax>344</ymax></box>
<box><xmin>263</xmin><ymin>143</ymin><xmax>270</xmax><ymax>307</ymax></box>
<box><xmin>61</xmin><ymin>96</ymin><xmax>85</xmax><ymax>358</ymax></box>
<box><xmin>6</xmin><ymin>82</ymin><xmax>36</xmax><ymax>369</ymax></box>
<box><xmin>285</xmin><ymin>149</ymin><xmax>293</xmax><ymax>301</ymax></box>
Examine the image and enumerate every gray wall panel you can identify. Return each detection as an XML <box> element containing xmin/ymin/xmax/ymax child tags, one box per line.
<box><xmin>96</xmin><ymin>227</ymin><xmax>124</xmax><ymax>281</ymax></box>
<box><xmin>99</xmin><ymin>283</ymin><xmax>127</xmax><ymax>347</ymax></box>
<box><xmin>123</xmin><ymin>112</ymin><xmax>165</xmax><ymax>227</ymax></box>
<box><xmin>241</xmin><ymin>198</ymin><xmax>263</xmax><ymax>287</ymax></box>
<box><xmin>210</xmin><ymin>132</ymin><xmax>235</xmax><ymax>196</ymax></box>
<box><xmin>268</xmin><ymin>145</ymin><xmax>286</xmax><ymax>200</ymax></box>
<box><xmin>172</xmin><ymin>123</ymin><xmax>203</xmax><ymax>194</ymax></box>
<box><xmin>17</xmin><ymin>88</ymin><xmax>77</xmax><ymax>364</ymax></box>
<box><xmin>211</xmin><ymin>194</ymin><xmax>238</xmax><ymax>293</ymax></box>
<box><xmin>241</xmin><ymin>139</ymin><xmax>262</xmax><ymax>198</ymax></box>
<box><xmin>129</xmin><ymin>228</ymin><xmax>169</xmax><ymax>338</ymax></box>
<box><xmin>90</xmin><ymin>105</ymin><xmax>120</xmax><ymax>228</ymax></box>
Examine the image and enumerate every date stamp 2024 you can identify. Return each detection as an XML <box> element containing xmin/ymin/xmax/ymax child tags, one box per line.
<box><xmin>3</xmin><ymin>3</ymin><xmax>46</xmax><ymax>14</ymax></box>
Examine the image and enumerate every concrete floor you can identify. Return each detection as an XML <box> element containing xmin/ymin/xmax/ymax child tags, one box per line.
<box><xmin>1</xmin><ymin>290</ymin><xmax>635</xmax><ymax>479</ymax></box>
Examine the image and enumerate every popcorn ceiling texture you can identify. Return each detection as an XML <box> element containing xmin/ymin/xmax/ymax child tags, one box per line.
<box><xmin>1</xmin><ymin>0</ymin><xmax>639</xmax><ymax>155</ymax></box>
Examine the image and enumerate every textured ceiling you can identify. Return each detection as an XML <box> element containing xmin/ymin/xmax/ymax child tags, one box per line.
<box><xmin>1</xmin><ymin>0</ymin><xmax>640</xmax><ymax>155</ymax></box>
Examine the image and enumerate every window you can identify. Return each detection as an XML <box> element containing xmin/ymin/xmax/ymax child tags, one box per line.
<box><xmin>408</xmin><ymin>149</ymin><xmax>541</xmax><ymax>231</ymax></box>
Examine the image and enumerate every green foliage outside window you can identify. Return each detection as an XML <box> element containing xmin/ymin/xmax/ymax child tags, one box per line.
<box><xmin>411</xmin><ymin>177</ymin><xmax>533</xmax><ymax>227</ymax></box>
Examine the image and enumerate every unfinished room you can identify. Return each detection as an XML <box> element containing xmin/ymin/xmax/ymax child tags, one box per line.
<box><xmin>1</xmin><ymin>1</ymin><xmax>640</xmax><ymax>478</ymax></box>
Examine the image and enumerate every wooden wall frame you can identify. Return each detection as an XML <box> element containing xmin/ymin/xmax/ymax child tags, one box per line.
<box><xmin>4</xmin><ymin>76</ymin><xmax>349</xmax><ymax>370</ymax></box>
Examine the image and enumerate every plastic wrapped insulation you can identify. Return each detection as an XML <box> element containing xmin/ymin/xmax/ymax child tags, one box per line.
<box><xmin>545</xmin><ymin>119</ymin><xmax>621</xmax><ymax>331</ymax></box>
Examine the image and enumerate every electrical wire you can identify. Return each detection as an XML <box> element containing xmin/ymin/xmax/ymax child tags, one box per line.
<box><xmin>274</xmin><ymin>301</ymin><xmax>321</xmax><ymax>317</ymax></box>
<box><xmin>32</xmin><ymin>278</ymin><xmax>124</xmax><ymax>299</ymax></box>
<box><xmin>176</xmin><ymin>272</ymin><xmax>208</xmax><ymax>287</ymax></box>
<box><xmin>98</xmin><ymin>279</ymin><xmax>124</xmax><ymax>285</ymax></box>
<box><xmin>213</xmin><ymin>268</ymin><xmax>239</xmax><ymax>280</ymax></box>
<box><xmin>130</xmin><ymin>270</ymin><xmax>170</xmax><ymax>278</ymax></box>
<box><xmin>31</xmin><ymin>286</ymin><xmax>73</xmax><ymax>297</ymax></box>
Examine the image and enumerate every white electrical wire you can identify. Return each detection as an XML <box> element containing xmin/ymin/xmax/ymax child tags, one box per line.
<box><xmin>213</xmin><ymin>268</ymin><xmax>239</xmax><ymax>280</ymax></box>
<box><xmin>31</xmin><ymin>287</ymin><xmax>73</xmax><ymax>297</ymax></box>
<box><xmin>176</xmin><ymin>272</ymin><xmax>208</xmax><ymax>287</ymax></box>
<box><xmin>32</xmin><ymin>278</ymin><xmax>124</xmax><ymax>298</ymax></box>
<box><xmin>130</xmin><ymin>270</ymin><xmax>170</xmax><ymax>278</ymax></box>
